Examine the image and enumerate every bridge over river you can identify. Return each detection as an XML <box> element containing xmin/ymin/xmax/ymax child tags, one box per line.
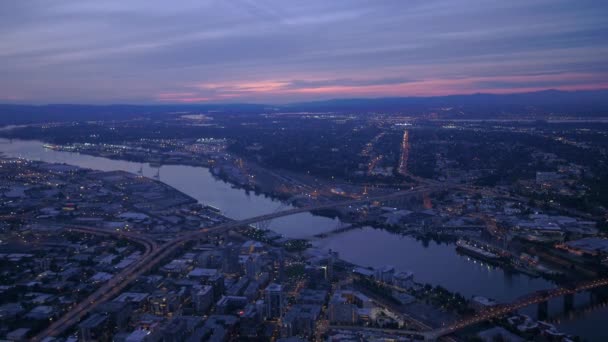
<box><xmin>332</xmin><ymin>278</ymin><xmax>608</xmax><ymax>341</ymax></box>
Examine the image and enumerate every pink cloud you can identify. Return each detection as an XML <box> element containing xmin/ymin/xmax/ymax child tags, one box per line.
<box><xmin>157</xmin><ymin>72</ymin><xmax>608</xmax><ymax>103</ymax></box>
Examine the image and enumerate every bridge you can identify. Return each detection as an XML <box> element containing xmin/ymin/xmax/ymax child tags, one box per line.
<box><xmin>425</xmin><ymin>277</ymin><xmax>608</xmax><ymax>340</ymax></box>
<box><xmin>337</xmin><ymin>278</ymin><xmax>608</xmax><ymax>341</ymax></box>
<box><xmin>253</xmin><ymin>194</ymin><xmax>310</xmax><ymax>230</ymax></box>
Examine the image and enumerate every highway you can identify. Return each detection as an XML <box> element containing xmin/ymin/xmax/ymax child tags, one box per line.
<box><xmin>32</xmin><ymin>226</ymin><xmax>158</xmax><ymax>341</ymax></box>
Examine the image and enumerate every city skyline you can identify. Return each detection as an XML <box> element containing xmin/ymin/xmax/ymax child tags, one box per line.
<box><xmin>2</xmin><ymin>0</ymin><xmax>608</xmax><ymax>104</ymax></box>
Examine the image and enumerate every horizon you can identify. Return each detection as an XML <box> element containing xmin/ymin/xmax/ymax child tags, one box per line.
<box><xmin>2</xmin><ymin>1</ymin><xmax>608</xmax><ymax>104</ymax></box>
<box><xmin>3</xmin><ymin>88</ymin><xmax>608</xmax><ymax>107</ymax></box>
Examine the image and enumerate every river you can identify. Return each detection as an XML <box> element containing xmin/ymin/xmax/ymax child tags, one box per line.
<box><xmin>1</xmin><ymin>138</ymin><xmax>606</xmax><ymax>341</ymax></box>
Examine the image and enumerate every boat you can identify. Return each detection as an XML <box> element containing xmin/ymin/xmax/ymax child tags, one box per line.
<box><xmin>456</xmin><ymin>239</ymin><xmax>502</xmax><ymax>263</ymax></box>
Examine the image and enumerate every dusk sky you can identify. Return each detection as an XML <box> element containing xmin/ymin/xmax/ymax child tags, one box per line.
<box><xmin>2</xmin><ymin>0</ymin><xmax>608</xmax><ymax>104</ymax></box>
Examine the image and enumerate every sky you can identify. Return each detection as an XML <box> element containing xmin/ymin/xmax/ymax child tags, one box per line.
<box><xmin>1</xmin><ymin>0</ymin><xmax>608</xmax><ymax>104</ymax></box>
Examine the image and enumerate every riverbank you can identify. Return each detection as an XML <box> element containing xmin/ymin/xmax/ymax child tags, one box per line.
<box><xmin>1</xmin><ymin>138</ymin><xmax>606</xmax><ymax>341</ymax></box>
<box><xmin>38</xmin><ymin>142</ymin><xmax>371</xmax><ymax>209</ymax></box>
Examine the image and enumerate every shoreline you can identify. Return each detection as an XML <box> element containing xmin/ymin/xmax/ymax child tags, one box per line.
<box><xmin>0</xmin><ymin>138</ymin><xmax>584</xmax><ymax>285</ymax></box>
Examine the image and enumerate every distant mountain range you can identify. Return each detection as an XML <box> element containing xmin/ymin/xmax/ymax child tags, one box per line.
<box><xmin>286</xmin><ymin>89</ymin><xmax>608</xmax><ymax>115</ymax></box>
<box><xmin>1</xmin><ymin>89</ymin><xmax>608</xmax><ymax>125</ymax></box>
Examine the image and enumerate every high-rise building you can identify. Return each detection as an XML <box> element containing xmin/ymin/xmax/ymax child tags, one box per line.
<box><xmin>193</xmin><ymin>285</ymin><xmax>214</xmax><ymax>314</ymax></box>
<box><xmin>245</xmin><ymin>254</ymin><xmax>262</xmax><ymax>280</ymax></box>
<box><xmin>206</xmin><ymin>273</ymin><xmax>225</xmax><ymax>300</ymax></box>
<box><xmin>239</xmin><ymin>303</ymin><xmax>260</xmax><ymax>337</ymax></box>
<box><xmin>264</xmin><ymin>283</ymin><xmax>284</xmax><ymax>319</ymax></box>
<box><xmin>222</xmin><ymin>242</ymin><xmax>241</xmax><ymax>274</ymax></box>
<box><xmin>277</xmin><ymin>249</ymin><xmax>285</xmax><ymax>282</ymax></box>
<box><xmin>327</xmin><ymin>249</ymin><xmax>338</xmax><ymax>281</ymax></box>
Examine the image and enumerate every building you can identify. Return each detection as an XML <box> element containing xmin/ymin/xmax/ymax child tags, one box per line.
<box><xmin>558</xmin><ymin>237</ymin><xmax>608</xmax><ymax>257</ymax></box>
<box><xmin>193</xmin><ymin>285</ymin><xmax>214</xmax><ymax>314</ymax></box>
<box><xmin>241</xmin><ymin>240</ymin><xmax>264</xmax><ymax>254</ymax></box>
<box><xmin>328</xmin><ymin>292</ymin><xmax>358</xmax><ymax>324</ymax></box>
<box><xmin>392</xmin><ymin>271</ymin><xmax>414</xmax><ymax>289</ymax></box>
<box><xmin>227</xmin><ymin>277</ymin><xmax>249</xmax><ymax>296</ymax></box>
<box><xmin>6</xmin><ymin>328</ymin><xmax>30</xmax><ymax>342</ymax></box>
<box><xmin>222</xmin><ymin>243</ymin><xmax>241</xmax><ymax>274</ymax></box>
<box><xmin>187</xmin><ymin>315</ymin><xmax>239</xmax><ymax>342</ymax></box>
<box><xmin>297</xmin><ymin>289</ymin><xmax>327</xmax><ymax>305</ymax></box>
<box><xmin>329</xmin><ymin>290</ymin><xmax>375</xmax><ymax>325</ymax></box>
<box><xmin>94</xmin><ymin>301</ymin><xmax>132</xmax><ymax>331</ymax></box>
<box><xmin>148</xmin><ymin>292</ymin><xmax>179</xmax><ymax>316</ymax></box>
<box><xmin>125</xmin><ymin>328</ymin><xmax>158</xmax><ymax>342</ymax></box>
<box><xmin>26</xmin><ymin>305</ymin><xmax>55</xmax><ymax>320</ymax></box>
<box><xmin>207</xmin><ymin>273</ymin><xmax>225</xmax><ymax>300</ymax></box>
<box><xmin>281</xmin><ymin>304</ymin><xmax>322</xmax><ymax>338</ymax></box>
<box><xmin>535</xmin><ymin>171</ymin><xmax>562</xmax><ymax>184</ymax></box>
<box><xmin>245</xmin><ymin>254</ymin><xmax>262</xmax><ymax>280</ymax></box>
<box><xmin>78</xmin><ymin>313</ymin><xmax>109</xmax><ymax>342</ymax></box>
<box><xmin>239</xmin><ymin>304</ymin><xmax>260</xmax><ymax>337</ymax></box>
<box><xmin>477</xmin><ymin>327</ymin><xmax>524</xmax><ymax>342</ymax></box>
<box><xmin>264</xmin><ymin>283</ymin><xmax>284</xmax><ymax>319</ymax></box>
<box><xmin>159</xmin><ymin>317</ymin><xmax>189</xmax><ymax>342</ymax></box>
<box><xmin>352</xmin><ymin>267</ymin><xmax>374</xmax><ymax>279</ymax></box>
<box><xmin>471</xmin><ymin>296</ymin><xmax>498</xmax><ymax>311</ymax></box>
<box><xmin>326</xmin><ymin>249</ymin><xmax>338</xmax><ymax>281</ymax></box>
<box><xmin>374</xmin><ymin>266</ymin><xmax>395</xmax><ymax>283</ymax></box>
<box><xmin>187</xmin><ymin>267</ymin><xmax>218</xmax><ymax>280</ymax></box>
<box><xmin>243</xmin><ymin>280</ymin><xmax>261</xmax><ymax>301</ymax></box>
<box><xmin>115</xmin><ymin>292</ymin><xmax>149</xmax><ymax>305</ymax></box>
<box><xmin>215</xmin><ymin>296</ymin><xmax>247</xmax><ymax>314</ymax></box>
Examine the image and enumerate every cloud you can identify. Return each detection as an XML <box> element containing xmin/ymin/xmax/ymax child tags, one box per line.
<box><xmin>153</xmin><ymin>71</ymin><xmax>608</xmax><ymax>103</ymax></box>
<box><xmin>1</xmin><ymin>0</ymin><xmax>607</xmax><ymax>103</ymax></box>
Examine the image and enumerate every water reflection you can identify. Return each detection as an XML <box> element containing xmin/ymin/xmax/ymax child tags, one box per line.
<box><xmin>315</xmin><ymin>226</ymin><xmax>554</xmax><ymax>301</ymax></box>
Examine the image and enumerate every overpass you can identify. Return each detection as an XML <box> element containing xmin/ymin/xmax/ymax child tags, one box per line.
<box><xmin>32</xmin><ymin>226</ymin><xmax>159</xmax><ymax>340</ymax></box>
